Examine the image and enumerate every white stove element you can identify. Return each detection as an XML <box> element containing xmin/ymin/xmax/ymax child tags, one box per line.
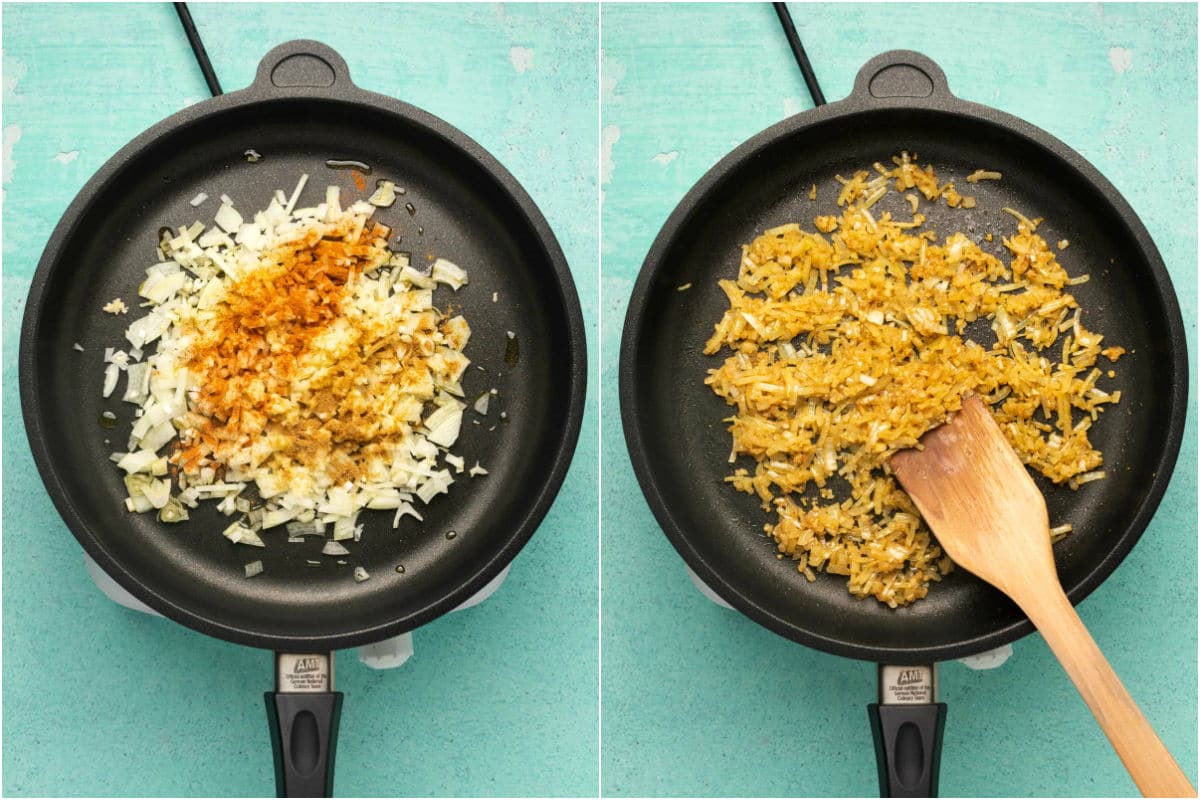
<box><xmin>684</xmin><ymin>565</ymin><xmax>1013</xmax><ymax>670</ymax></box>
<box><xmin>84</xmin><ymin>554</ymin><xmax>510</xmax><ymax>670</ymax></box>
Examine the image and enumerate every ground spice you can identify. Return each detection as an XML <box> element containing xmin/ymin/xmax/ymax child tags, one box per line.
<box><xmin>172</xmin><ymin>219</ymin><xmax>404</xmax><ymax>484</ymax></box>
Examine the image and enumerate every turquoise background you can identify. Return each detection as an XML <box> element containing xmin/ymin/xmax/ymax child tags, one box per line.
<box><xmin>601</xmin><ymin>3</ymin><xmax>1197</xmax><ymax>798</ymax></box>
<box><xmin>3</xmin><ymin>4</ymin><xmax>597</xmax><ymax>797</ymax></box>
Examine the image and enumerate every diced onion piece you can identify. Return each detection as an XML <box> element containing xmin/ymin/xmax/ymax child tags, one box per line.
<box><xmin>473</xmin><ymin>393</ymin><xmax>490</xmax><ymax>415</ymax></box>
<box><xmin>127</xmin><ymin>494</ymin><xmax>154</xmax><ymax>513</ymax></box>
<box><xmin>140</xmin><ymin>420</ymin><xmax>177</xmax><ymax>454</ymax></box>
<box><xmin>353</xmin><ymin>566</ymin><xmax>370</xmax><ymax>583</ymax></box>
<box><xmin>431</xmin><ymin>258</ymin><xmax>468</xmax><ymax>290</ymax></box>
<box><xmin>324</xmin><ymin>186</ymin><xmax>341</xmax><ymax>222</ymax></box>
<box><xmin>392</xmin><ymin>502</ymin><xmax>423</xmax><ymax>528</ymax></box>
<box><xmin>416</xmin><ymin>470</ymin><xmax>452</xmax><ymax>504</ymax></box>
<box><xmin>117</xmin><ymin>449</ymin><xmax>158</xmax><ymax>474</ymax></box>
<box><xmin>214</xmin><ymin>203</ymin><xmax>243</xmax><ymax>233</ymax></box>
<box><xmin>368</xmin><ymin>180</ymin><xmax>397</xmax><ymax>207</ymax></box>
<box><xmin>332</xmin><ymin>516</ymin><xmax>357</xmax><ymax>541</ymax></box>
<box><xmin>322</xmin><ymin>541</ymin><xmax>350</xmax><ymax>556</ymax></box>
<box><xmin>398</xmin><ymin>265</ymin><xmax>435</xmax><ymax>289</ymax></box>
<box><xmin>103</xmin><ymin>363</ymin><xmax>120</xmax><ymax>398</ymax></box>
<box><xmin>144</xmin><ymin>479</ymin><xmax>171</xmax><ymax>509</ymax></box>
<box><xmin>285</xmin><ymin>173</ymin><xmax>309</xmax><ymax>214</ymax></box>
<box><xmin>122</xmin><ymin>362</ymin><xmax>152</xmax><ymax>404</ymax></box>
<box><xmin>285</xmin><ymin>520</ymin><xmax>323</xmax><ymax>537</ymax></box>
<box><xmin>445</xmin><ymin>454</ymin><xmax>465</xmax><ymax>473</ymax></box>
<box><xmin>189</xmin><ymin>192</ymin><xmax>209</xmax><ymax>207</ymax></box>
<box><xmin>223</xmin><ymin>522</ymin><xmax>265</xmax><ymax>547</ymax></box>
<box><xmin>245</xmin><ymin>560</ymin><xmax>264</xmax><ymax>578</ymax></box>
<box><xmin>425</xmin><ymin>404</ymin><xmax>463</xmax><ymax>447</ymax></box>
<box><xmin>158</xmin><ymin>497</ymin><xmax>190</xmax><ymax>523</ymax></box>
<box><xmin>468</xmin><ymin>463</ymin><xmax>489</xmax><ymax>477</ymax></box>
<box><xmin>262</xmin><ymin>508</ymin><xmax>299</xmax><ymax>529</ymax></box>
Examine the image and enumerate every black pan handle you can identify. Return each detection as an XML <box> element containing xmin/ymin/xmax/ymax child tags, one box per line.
<box><xmin>250</xmin><ymin>39</ymin><xmax>358</xmax><ymax>96</ymax></box>
<box><xmin>850</xmin><ymin>50</ymin><xmax>954</xmax><ymax>105</ymax></box>
<box><xmin>266</xmin><ymin>652</ymin><xmax>343</xmax><ymax>797</ymax></box>
<box><xmin>868</xmin><ymin>665</ymin><xmax>947</xmax><ymax>797</ymax></box>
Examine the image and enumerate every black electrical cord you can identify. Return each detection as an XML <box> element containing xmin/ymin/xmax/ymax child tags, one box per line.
<box><xmin>174</xmin><ymin>2</ymin><xmax>223</xmax><ymax>96</ymax></box>
<box><xmin>772</xmin><ymin>2</ymin><xmax>825</xmax><ymax>107</ymax></box>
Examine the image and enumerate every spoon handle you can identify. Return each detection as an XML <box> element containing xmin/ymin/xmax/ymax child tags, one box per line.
<box><xmin>1019</xmin><ymin>585</ymin><xmax>1195</xmax><ymax>797</ymax></box>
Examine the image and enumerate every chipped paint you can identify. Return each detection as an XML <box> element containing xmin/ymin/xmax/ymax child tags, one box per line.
<box><xmin>601</xmin><ymin>124</ymin><xmax>620</xmax><ymax>184</ymax></box>
<box><xmin>600</xmin><ymin>124</ymin><xmax>620</xmax><ymax>203</ymax></box>
<box><xmin>3</xmin><ymin>124</ymin><xmax>22</xmax><ymax>185</ymax></box>
<box><xmin>601</xmin><ymin>52</ymin><xmax>625</xmax><ymax>103</ymax></box>
<box><xmin>509</xmin><ymin>46</ymin><xmax>535</xmax><ymax>75</ymax></box>
<box><xmin>53</xmin><ymin>150</ymin><xmax>79</xmax><ymax>165</ymax></box>
<box><xmin>4</xmin><ymin>56</ymin><xmax>27</xmax><ymax>99</ymax></box>
<box><xmin>651</xmin><ymin>151</ymin><xmax>677</xmax><ymax>165</ymax></box>
<box><xmin>1109</xmin><ymin>46</ymin><xmax>1133</xmax><ymax>74</ymax></box>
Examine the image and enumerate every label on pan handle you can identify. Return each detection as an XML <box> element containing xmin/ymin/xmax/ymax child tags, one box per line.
<box><xmin>878</xmin><ymin>664</ymin><xmax>936</xmax><ymax>704</ymax></box>
<box><xmin>276</xmin><ymin>652</ymin><xmax>333</xmax><ymax>693</ymax></box>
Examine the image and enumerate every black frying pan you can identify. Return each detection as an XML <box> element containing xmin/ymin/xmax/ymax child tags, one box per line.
<box><xmin>20</xmin><ymin>40</ymin><xmax>586</xmax><ymax>797</ymax></box>
<box><xmin>620</xmin><ymin>51</ymin><xmax>1187</xmax><ymax>796</ymax></box>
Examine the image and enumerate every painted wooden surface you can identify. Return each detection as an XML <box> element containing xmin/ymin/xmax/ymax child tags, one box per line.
<box><xmin>600</xmin><ymin>3</ymin><xmax>1197</xmax><ymax>797</ymax></box>
<box><xmin>2</xmin><ymin>4</ymin><xmax>597</xmax><ymax>797</ymax></box>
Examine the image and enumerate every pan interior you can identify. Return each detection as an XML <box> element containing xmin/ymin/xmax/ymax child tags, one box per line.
<box><xmin>626</xmin><ymin>107</ymin><xmax>1183</xmax><ymax>660</ymax></box>
<box><xmin>28</xmin><ymin>98</ymin><xmax>578</xmax><ymax>647</ymax></box>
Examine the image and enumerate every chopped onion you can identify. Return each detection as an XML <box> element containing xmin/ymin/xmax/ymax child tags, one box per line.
<box><xmin>431</xmin><ymin>258</ymin><xmax>468</xmax><ymax>290</ymax></box>
<box><xmin>122</xmin><ymin>363</ymin><xmax>151</xmax><ymax>404</ymax></box>
<box><xmin>473</xmin><ymin>393</ymin><xmax>490</xmax><ymax>415</ymax></box>
<box><xmin>189</xmin><ymin>192</ymin><xmax>209</xmax><ymax>207</ymax></box>
<box><xmin>214</xmin><ymin>203</ymin><xmax>243</xmax><ymax>233</ymax></box>
<box><xmin>117</xmin><ymin>450</ymin><xmax>158</xmax><ymax>474</ymax></box>
<box><xmin>223</xmin><ymin>522</ymin><xmax>265</xmax><ymax>547</ymax></box>
<box><xmin>285</xmin><ymin>520</ymin><xmax>324</xmax><ymax>537</ymax></box>
<box><xmin>332</xmin><ymin>516</ymin><xmax>356</xmax><ymax>541</ymax></box>
<box><xmin>425</xmin><ymin>404</ymin><xmax>463</xmax><ymax>447</ymax></box>
<box><xmin>244</xmin><ymin>560</ymin><xmax>264</xmax><ymax>578</ymax></box>
<box><xmin>353</xmin><ymin>566</ymin><xmax>370</xmax><ymax>583</ymax></box>
<box><xmin>468</xmin><ymin>463</ymin><xmax>489</xmax><ymax>478</ymax></box>
<box><xmin>392</xmin><ymin>502</ymin><xmax>423</xmax><ymax>528</ymax></box>
<box><xmin>102</xmin><ymin>363</ymin><xmax>120</xmax><ymax>398</ymax></box>
<box><xmin>140</xmin><ymin>420</ymin><xmax>177</xmax><ymax>454</ymax></box>
<box><xmin>322</xmin><ymin>541</ymin><xmax>350</xmax><ymax>556</ymax></box>
<box><xmin>158</xmin><ymin>497</ymin><xmax>189</xmax><ymax>523</ymax></box>
<box><xmin>262</xmin><ymin>507</ymin><xmax>299</xmax><ymax>529</ymax></box>
<box><xmin>285</xmin><ymin>173</ymin><xmax>309</xmax><ymax>215</ymax></box>
<box><xmin>143</xmin><ymin>479</ymin><xmax>171</xmax><ymax>509</ymax></box>
<box><xmin>368</xmin><ymin>180</ymin><xmax>397</xmax><ymax>207</ymax></box>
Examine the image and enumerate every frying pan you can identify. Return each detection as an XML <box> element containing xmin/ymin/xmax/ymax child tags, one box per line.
<box><xmin>20</xmin><ymin>40</ymin><xmax>586</xmax><ymax>796</ymax></box>
<box><xmin>619</xmin><ymin>50</ymin><xmax>1187</xmax><ymax>796</ymax></box>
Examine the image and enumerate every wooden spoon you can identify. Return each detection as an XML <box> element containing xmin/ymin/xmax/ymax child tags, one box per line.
<box><xmin>890</xmin><ymin>395</ymin><xmax>1195</xmax><ymax>798</ymax></box>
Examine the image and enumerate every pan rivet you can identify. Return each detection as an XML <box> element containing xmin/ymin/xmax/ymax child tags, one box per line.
<box><xmin>394</xmin><ymin>564</ymin><xmax>406</xmax><ymax>574</ymax></box>
<box><xmin>445</xmin><ymin>530</ymin><xmax>457</xmax><ymax>540</ymax></box>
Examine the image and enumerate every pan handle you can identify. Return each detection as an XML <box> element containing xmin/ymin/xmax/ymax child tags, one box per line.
<box><xmin>250</xmin><ymin>39</ymin><xmax>358</xmax><ymax>96</ymax></box>
<box><xmin>266</xmin><ymin>652</ymin><xmax>344</xmax><ymax>797</ymax></box>
<box><xmin>849</xmin><ymin>50</ymin><xmax>955</xmax><ymax>104</ymax></box>
<box><xmin>868</xmin><ymin>664</ymin><xmax>947</xmax><ymax>798</ymax></box>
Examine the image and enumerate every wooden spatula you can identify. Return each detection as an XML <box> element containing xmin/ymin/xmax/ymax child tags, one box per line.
<box><xmin>890</xmin><ymin>395</ymin><xmax>1195</xmax><ymax>798</ymax></box>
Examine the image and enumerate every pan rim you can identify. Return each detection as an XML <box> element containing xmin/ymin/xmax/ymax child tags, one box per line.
<box><xmin>619</xmin><ymin>89</ymin><xmax>1189</xmax><ymax>663</ymax></box>
<box><xmin>20</xmin><ymin>73</ymin><xmax>588</xmax><ymax>651</ymax></box>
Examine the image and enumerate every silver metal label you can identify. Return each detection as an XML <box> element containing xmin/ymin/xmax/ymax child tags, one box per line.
<box><xmin>879</xmin><ymin>664</ymin><xmax>936</xmax><ymax>705</ymax></box>
<box><xmin>276</xmin><ymin>652</ymin><xmax>332</xmax><ymax>693</ymax></box>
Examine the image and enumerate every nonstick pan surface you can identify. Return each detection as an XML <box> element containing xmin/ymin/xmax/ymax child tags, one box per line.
<box><xmin>21</xmin><ymin>41</ymin><xmax>587</xmax><ymax>652</ymax></box>
<box><xmin>620</xmin><ymin>51</ymin><xmax>1187</xmax><ymax>663</ymax></box>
